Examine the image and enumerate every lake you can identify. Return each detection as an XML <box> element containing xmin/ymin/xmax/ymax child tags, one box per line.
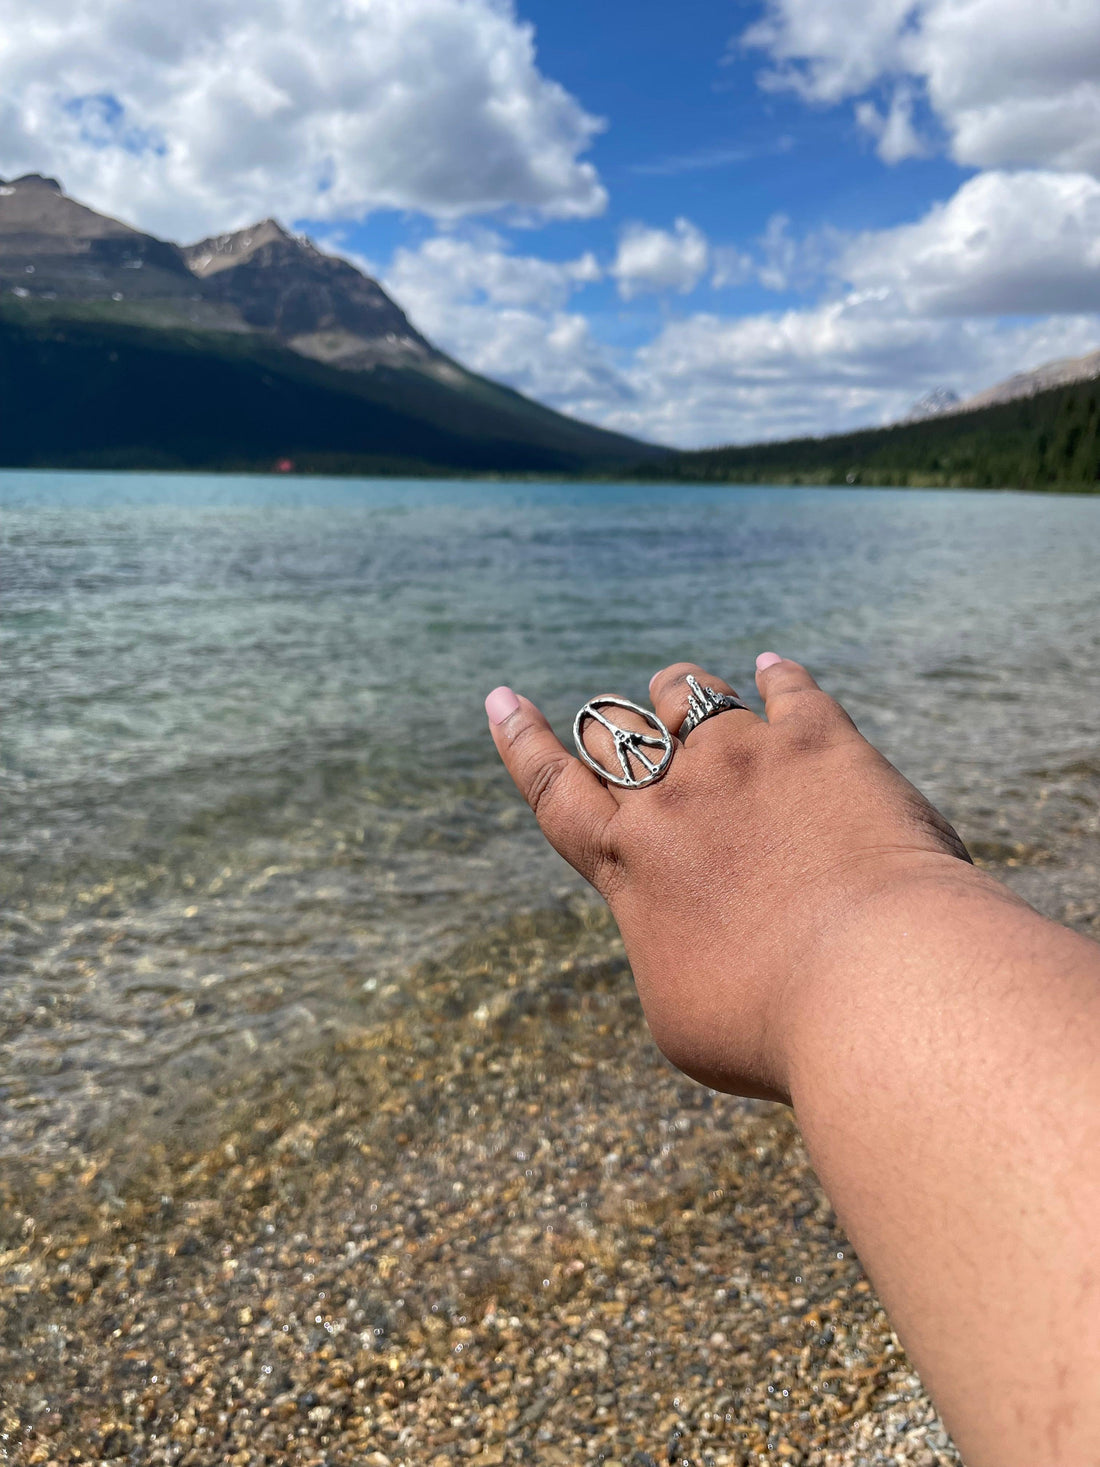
<box><xmin>2</xmin><ymin>472</ymin><xmax>1098</xmax><ymax>1162</ymax></box>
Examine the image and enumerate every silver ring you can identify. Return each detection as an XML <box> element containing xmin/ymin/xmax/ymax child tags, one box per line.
<box><xmin>678</xmin><ymin>675</ymin><xmax>749</xmax><ymax>741</ymax></box>
<box><xmin>573</xmin><ymin>696</ymin><xmax>674</xmax><ymax>789</ymax></box>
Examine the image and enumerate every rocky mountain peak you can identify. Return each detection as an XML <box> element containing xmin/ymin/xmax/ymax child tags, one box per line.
<box><xmin>0</xmin><ymin>176</ymin><xmax>439</xmax><ymax>373</ymax></box>
<box><xmin>183</xmin><ymin>218</ymin><xmax>297</xmax><ymax>276</ymax></box>
<box><xmin>0</xmin><ymin>175</ymin><xmax>201</xmax><ymax>305</ymax></box>
<box><xmin>0</xmin><ymin>174</ymin><xmax>146</xmax><ymax>242</ymax></box>
<box><xmin>903</xmin><ymin>386</ymin><xmax>961</xmax><ymax>423</ymax></box>
<box><xmin>1</xmin><ymin>173</ymin><xmax>63</xmax><ymax>193</ymax></box>
<box><xmin>183</xmin><ymin>216</ymin><xmax>432</xmax><ymax>368</ymax></box>
<box><xmin>958</xmin><ymin>348</ymin><xmax>1100</xmax><ymax>413</ymax></box>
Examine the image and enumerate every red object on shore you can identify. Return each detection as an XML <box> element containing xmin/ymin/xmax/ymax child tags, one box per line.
<box><xmin>275</xmin><ymin>458</ymin><xmax>295</xmax><ymax>473</ymax></box>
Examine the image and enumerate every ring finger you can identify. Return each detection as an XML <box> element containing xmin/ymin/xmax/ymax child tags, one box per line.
<box><xmin>648</xmin><ymin>661</ymin><xmax>760</xmax><ymax>743</ymax></box>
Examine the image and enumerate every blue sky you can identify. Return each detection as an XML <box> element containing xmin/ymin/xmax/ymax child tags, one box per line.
<box><xmin>2</xmin><ymin>0</ymin><xmax>1099</xmax><ymax>445</ymax></box>
<box><xmin>321</xmin><ymin>0</ymin><xmax>975</xmax><ymax>360</ymax></box>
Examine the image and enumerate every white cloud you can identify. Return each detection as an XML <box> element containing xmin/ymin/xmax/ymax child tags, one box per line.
<box><xmin>911</xmin><ymin>0</ymin><xmax>1100</xmax><ymax>175</ymax></box>
<box><xmin>0</xmin><ymin>0</ymin><xmax>607</xmax><ymax>240</ymax></box>
<box><xmin>631</xmin><ymin>135</ymin><xmax>795</xmax><ymax>176</ymax></box>
<box><xmin>383</xmin><ymin>232</ymin><xmax>600</xmax><ymax>314</ymax></box>
<box><xmin>608</xmin><ymin>304</ymin><xmax>1100</xmax><ymax>448</ymax></box>
<box><xmin>725</xmin><ymin>212</ymin><xmax>839</xmax><ymax>294</ymax></box>
<box><xmin>377</xmin><ymin>228</ymin><xmax>1099</xmax><ymax>449</ymax></box>
<box><xmin>617</xmin><ymin>165</ymin><xmax>1100</xmax><ymax>445</ymax></box>
<box><xmin>381</xmin><ymin>233</ymin><xmax>632</xmax><ymax>417</ymax></box>
<box><xmin>376</xmin><ymin>167</ymin><xmax>1100</xmax><ymax>449</ymax></box>
<box><xmin>743</xmin><ymin>0</ymin><xmax>1100</xmax><ymax>177</ymax></box>
<box><xmin>611</xmin><ymin>218</ymin><xmax>709</xmax><ymax>300</ymax></box>
<box><xmin>841</xmin><ymin>170</ymin><xmax>1100</xmax><ymax>315</ymax></box>
<box><xmin>856</xmin><ymin>86</ymin><xmax>927</xmax><ymax>163</ymax></box>
<box><xmin>743</xmin><ymin>0</ymin><xmax>915</xmax><ymax>104</ymax></box>
<box><xmin>757</xmin><ymin>212</ymin><xmax>815</xmax><ymax>292</ymax></box>
<box><xmin>366</xmin><ymin>6</ymin><xmax>1100</xmax><ymax>448</ymax></box>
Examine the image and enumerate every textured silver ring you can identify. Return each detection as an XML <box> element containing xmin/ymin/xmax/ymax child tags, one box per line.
<box><xmin>573</xmin><ymin>696</ymin><xmax>674</xmax><ymax>789</ymax></box>
<box><xmin>678</xmin><ymin>674</ymin><xmax>749</xmax><ymax>741</ymax></box>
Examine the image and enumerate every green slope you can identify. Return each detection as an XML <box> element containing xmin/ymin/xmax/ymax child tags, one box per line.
<box><xmin>632</xmin><ymin>378</ymin><xmax>1100</xmax><ymax>492</ymax></box>
<box><xmin>0</xmin><ymin>303</ymin><xmax>662</xmax><ymax>475</ymax></box>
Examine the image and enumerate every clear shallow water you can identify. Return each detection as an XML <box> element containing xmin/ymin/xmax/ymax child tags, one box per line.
<box><xmin>2</xmin><ymin>471</ymin><xmax>1098</xmax><ymax>1156</ymax></box>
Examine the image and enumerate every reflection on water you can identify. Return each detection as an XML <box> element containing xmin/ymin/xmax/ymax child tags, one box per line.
<box><xmin>2</xmin><ymin>471</ymin><xmax>1098</xmax><ymax>1156</ymax></box>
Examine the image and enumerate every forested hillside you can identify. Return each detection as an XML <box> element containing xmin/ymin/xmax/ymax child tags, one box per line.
<box><xmin>633</xmin><ymin>377</ymin><xmax>1100</xmax><ymax>492</ymax></box>
<box><xmin>0</xmin><ymin>306</ymin><xmax>659</xmax><ymax>476</ymax></box>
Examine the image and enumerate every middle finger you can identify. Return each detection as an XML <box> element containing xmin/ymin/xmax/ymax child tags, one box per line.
<box><xmin>649</xmin><ymin>661</ymin><xmax>761</xmax><ymax>743</ymax></box>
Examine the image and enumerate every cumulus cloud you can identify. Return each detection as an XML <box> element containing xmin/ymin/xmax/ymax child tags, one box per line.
<box><xmin>0</xmin><ymin>0</ymin><xmax>607</xmax><ymax>239</ymax></box>
<box><xmin>368</xmin><ymin>5</ymin><xmax>1100</xmax><ymax>448</ymax></box>
<box><xmin>381</xmin><ymin>233</ymin><xmax>632</xmax><ymax>418</ymax></box>
<box><xmin>608</xmin><ymin>305</ymin><xmax>1100</xmax><ymax>448</ymax></box>
<box><xmin>912</xmin><ymin>0</ymin><xmax>1100</xmax><ymax>175</ymax></box>
<box><xmin>840</xmin><ymin>170</ymin><xmax>1100</xmax><ymax>315</ymax></box>
<box><xmin>611</xmin><ymin>218</ymin><xmax>709</xmax><ymax>299</ymax></box>
<box><xmin>384</xmin><ymin>232</ymin><xmax>601</xmax><ymax>314</ymax></box>
<box><xmin>374</xmin><ymin>163</ymin><xmax>1100</xmax><ymax>449</ymax></box>
<box><xmin>714</xmin><ymin>213</ymin><xmax>839</xmax><ymax>295</ymax></box>
<box><xmin>743</xmin><ymin>0</ymin><xmax>915</xmax><ymax>104</ymax></box>
<box><xmin>374</xmin><ymin>225</ymin><xmax>1099</xmax><ymax>449</ymax></box>
<box><xmin>618</xmin><ymin>167</ymin><xmax>1100</xmax><ymax>445</ymax></box>
<box><xmin>743</xmin><ymin>0</ymin><xmax>1100</xmax><ymax>177</ymax></box>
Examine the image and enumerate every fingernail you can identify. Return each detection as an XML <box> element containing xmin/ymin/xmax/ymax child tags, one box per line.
<box><xmin>756</xmin><ymin>652</ymin><xmax>783</xmax><ymax>671</ymax></box>
<box><xmin>485</xmin><ymin>686</ymin><xmax>521</xmax><ymax>725</ymax></box>
<box><xmin>648</xmin><ymin>671</ymin><xmax>659</xmax><ymax>694</ymax></box>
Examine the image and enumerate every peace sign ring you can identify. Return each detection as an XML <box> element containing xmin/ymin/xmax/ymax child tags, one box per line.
<box><xmin>573</xmin><ymin>696</ymin><xmax>674</xmax><ymax>789</ymax></box>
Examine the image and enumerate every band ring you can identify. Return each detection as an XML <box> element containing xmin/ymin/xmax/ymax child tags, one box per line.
<box><xmin>678</xmin><ymin>675</ymin><xmax>749</xmax><ymax>741</ymax></box>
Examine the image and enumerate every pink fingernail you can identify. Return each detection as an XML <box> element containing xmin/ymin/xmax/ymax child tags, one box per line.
<box><xmin>485</xmin><ymin>686</ymin><xmax>521</xmax><ymax>725</ymax></box>
<box><xmin>648</xmin><ymin>672</ymin><xmax>659</xmax><ymax>694</ymax></box>
<box><xmin>756</xmin><ymin>652</ymin><xmax>783</xmax><ymax>671</ymax></box>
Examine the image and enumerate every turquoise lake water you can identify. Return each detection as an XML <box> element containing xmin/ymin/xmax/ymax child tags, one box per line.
<box><xmin>2</xmin><ymin>472</ymin><xmax>1098</xmax><ymax>1157</ymax></box>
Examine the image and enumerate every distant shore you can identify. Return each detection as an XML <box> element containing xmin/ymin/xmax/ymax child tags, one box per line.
<box><xmin>2</xmin><ymin>298</ymin><xmax>1097</xmax><ymax>491</ymax></box>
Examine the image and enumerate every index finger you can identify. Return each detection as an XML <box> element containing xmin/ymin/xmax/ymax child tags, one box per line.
<box><xmin>485</xmin><ymin>687</ymin><xmax>618</xmax><ymax>887</ymax></box>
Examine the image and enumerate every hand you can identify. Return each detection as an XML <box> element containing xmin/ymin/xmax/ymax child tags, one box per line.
<box><xmin>486</xmin><ymin>654</ymin><xmax>974</xmax><ymax>1103</ymax></box>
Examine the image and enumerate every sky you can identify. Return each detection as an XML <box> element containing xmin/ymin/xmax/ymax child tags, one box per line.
<box><xmin>1</xmin><ymin>0</ymin><xmax>1099</xmax><ymax>447</ymax></box>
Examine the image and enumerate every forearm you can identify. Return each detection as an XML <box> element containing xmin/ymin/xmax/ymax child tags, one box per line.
<box><xmin>487</xmin><ymin>655</ymin><xmax>1100</xmax><ymax>1459</ymax></box>
<box><xmin>783</xmin><ymin>867</ymin><xmax>1100</xmax><ymax>1466</ymax></box>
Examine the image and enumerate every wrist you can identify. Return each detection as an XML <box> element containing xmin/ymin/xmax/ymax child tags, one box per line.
<box><xmin>774</xmin><ymin>855</ymin><xmax>1032</xmax><ymax>1104</ymax></box>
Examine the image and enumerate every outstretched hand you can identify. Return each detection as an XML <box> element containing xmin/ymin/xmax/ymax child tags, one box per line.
<box><xmin>486</xmin><ymin>654</ymin><xmax>972</xmax><ymax>1103</ymax></box>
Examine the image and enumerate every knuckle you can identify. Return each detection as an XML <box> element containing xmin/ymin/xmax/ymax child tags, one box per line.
<box><xmin>652</xmin><ymin>662</ymin><xmax>694</xmax><ymax>698</ymax></box>
<box><xmin>508</xmin><ymin>719</ymin><xmax>542</xmax><ymax>756</ymax></box>
<box><xmin>781</xmin><ymin>690</ymin><xmax>845</xmax><ymax>744</ymax></box>
<box><xmin>526</xmin><ymin>753</ymin><xmax>570</xmax><ymax>819</ymax></box>
<box><xmin>592</xmin><ymin>841</ymin><xmax>627</xmax><ymax>902</ymax></box>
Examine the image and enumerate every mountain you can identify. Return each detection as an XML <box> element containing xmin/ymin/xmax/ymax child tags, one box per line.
<box><xmin>0</xmin><ymin>174</ymin><xmax>662</xmax><ymax>474</ymax></box>
<box><xmin>183</xmin><ymin>219</ymin><xmax>437</xmax><ymax>374</ymax></box>
<box><xmin>956</xmin><ymin>348</ymin><xmax>1100</xmax><ymax>413</ymax></box>
<box><xmin>0</xmin><ymin>172</ymin><xmax>244</xmax><ymax>330</ymax></box>
<box><xmin>893</xmin><ymin>349</ymin><xmax>1100</xmax><ymax>428</ymax></box>
<box><xmin>903</xmin><ymin>386</ymin><xmax>961</xmax><ymax>422</ymax></box>
<box><xmin>631</xmin><ymin>375</ymin><xmax>1099</xmax><ymax>492</ymax></box>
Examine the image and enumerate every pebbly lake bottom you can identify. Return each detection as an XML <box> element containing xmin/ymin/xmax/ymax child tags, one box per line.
<box><xmin>3</xmin><ymin>851</ymin><xmax>1097</xmax><ymax>1466</ymax></box>
<box><xmin>2</xmin><ymin>473</ymin><xmax>1098</xmax><ymax>1462</ymax></box>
